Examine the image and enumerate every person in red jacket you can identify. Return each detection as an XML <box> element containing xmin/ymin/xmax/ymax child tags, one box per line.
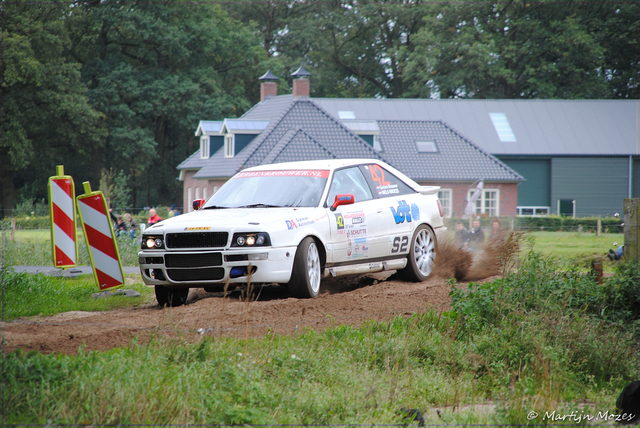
<box><xmin>147</xmin><ymin>208</ymin><xmax>162</xmax><ymax>225</ymax></box>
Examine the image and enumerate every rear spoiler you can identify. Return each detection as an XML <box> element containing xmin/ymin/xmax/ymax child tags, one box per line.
<box><xmin>417</xmin><ymin>185</ymin><xmax>440</xmax><ymax>195</ymax></box>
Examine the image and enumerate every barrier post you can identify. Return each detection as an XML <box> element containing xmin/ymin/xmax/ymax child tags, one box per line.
<box><xmin>76</xmin><ymin>181</ymin><xmax>125</xmax><ymax>291</ymax></box>
<box><xmin>48</xmin><ymin>165</ymin><xmax>78</xmax><ymax>267</ymax></box>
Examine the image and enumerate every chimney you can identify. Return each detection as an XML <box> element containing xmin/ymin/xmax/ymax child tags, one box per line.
<box><xmin>291</xmin><ymin>66</ymin><xmax>311</xmax><ymax>98</ymax></box>
<box><xmin>259</xmin><ymin>70</ymin><xmax>279</xmax><ymax>101</ymax></box>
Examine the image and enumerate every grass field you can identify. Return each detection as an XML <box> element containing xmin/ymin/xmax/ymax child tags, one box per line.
<box><xmin>5</xmin><ymin>253</ymin><xmax>639</xmax><ymax>425</ymax></box>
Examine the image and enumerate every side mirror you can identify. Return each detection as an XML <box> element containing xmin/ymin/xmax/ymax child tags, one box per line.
<box><xmin>330</xmin><ymin>194</ymin><xmax>355</xmax><ymax>211</ymax></box>
<box><xmin>192</xmin><ymin>199</ymin><xmax>205</xmax><ymax>210</ymax></box>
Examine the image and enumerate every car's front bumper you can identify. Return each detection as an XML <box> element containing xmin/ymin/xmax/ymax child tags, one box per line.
<box><xmin>138</xmin><ymin>246</ymin><xmax>297</xmax><ymax>288</ymax></box>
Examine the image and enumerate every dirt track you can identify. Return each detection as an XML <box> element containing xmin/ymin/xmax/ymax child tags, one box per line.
<box><xmin>3</xmin><ymin>243</ymin><xmax>504</xmax><ymax>355</ymax></box>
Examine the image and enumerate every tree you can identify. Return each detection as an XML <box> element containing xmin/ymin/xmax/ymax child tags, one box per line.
<box><xmin>405</xmin><ymin>1</ymin><xmax>618</xmax><ymax>99</ymax></box>
<box><xmin>71</xmin><ymin>0</ymin><xmax>267</xmax><ymax>208</ymax></box>
<box><xmin>0</xmin><ymin>1</ymin><xmax>104</xmax><ymax>216</ymax></box>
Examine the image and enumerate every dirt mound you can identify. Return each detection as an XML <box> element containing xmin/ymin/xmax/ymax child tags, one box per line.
<box><xmin>4</xmin><ymin>237</ymin><xmax>519</xmax><ymax>355</ymax></box>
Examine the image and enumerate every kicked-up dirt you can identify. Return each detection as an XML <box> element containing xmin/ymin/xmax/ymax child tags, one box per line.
<box><xmin>3</xmin><ymin>240</ymin><xmax>509</xmax><ymax>355</ymax></box>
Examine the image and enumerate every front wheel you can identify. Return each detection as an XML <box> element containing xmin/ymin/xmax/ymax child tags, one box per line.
<box><xmin>155</xmin><ymin>285</ymin><xmax>189</xmax><ymax>307</ymax></box>
<box><xmin>398</xmin><ymin>225</ymin><xmax>436</xmax><ymax>282</ymax></box>
<box><xmin>287</xmin><ymin>237</ymin><xmax>322</xmax><ymax>298</ymax></box>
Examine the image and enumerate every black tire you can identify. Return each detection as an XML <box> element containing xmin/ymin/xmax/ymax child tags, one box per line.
<box><xmin>287</xmin><ymin>237</ymin><xmax>322</xmax><ymax>298</ymax></box>
<box><xmin>155</xmin><ymin>285</ymin><xmax>189</xmax><ymax>307</ymax></box>
<box><xmin>398</xmin><ymin>225</ymin><xmax>436</xmax><ymax>282</ymax></box>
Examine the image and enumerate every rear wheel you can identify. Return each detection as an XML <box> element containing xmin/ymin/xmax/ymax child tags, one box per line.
<box><xmin>288</xmin><ymin>237</ymin><xmax>322</xmax><ymax>298</ymax></box>
<box><xmin>155</xmin><ymin>285</ymin><xmax>189</xmax><ymax>307</ymax></box>
<box><xmin>399</xmin><ymin>225</ymin><xmax>436</xmax><ymax>282</ymax></box>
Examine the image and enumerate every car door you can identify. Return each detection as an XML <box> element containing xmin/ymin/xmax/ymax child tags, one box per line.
<box><xmin>325</xmin><ymin>166</ymin><xmax>388</xmax><ymax>263</ymax></box>
<box><xmin>359</xmin><ymin>163</ymin><xmax>419</xmax><ymax>258</ymax></box>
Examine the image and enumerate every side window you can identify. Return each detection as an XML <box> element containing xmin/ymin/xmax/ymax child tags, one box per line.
<box><xmin>360</xmin><ymin>164</ymin><xmax>415</xmax><ymax>198</ymax></box>
<box><xmin>326</xmin><ymin>167</ymin><xmax>373</xmax><ymax>206</ymax></box>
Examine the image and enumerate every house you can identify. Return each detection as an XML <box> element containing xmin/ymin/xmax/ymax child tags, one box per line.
<box><xmin>178</xmin><ymin>70</ymin><xmax>524</xmax><ymax>217</ymax></box>
<box><xmin>254</xmin><ymin>97</ymin><xmax>639</xmax><ymax>218</ymax></box>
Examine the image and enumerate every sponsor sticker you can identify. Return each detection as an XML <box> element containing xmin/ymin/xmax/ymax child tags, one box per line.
<box><xmin>390</xmin><ymin>200</ymin><xmax>412</xmax><ymax>224</ymax></box>
<box><xmin>184</xmin><ymin>227</ymin><xmax>211</xmax><ymax>231</ymax></box>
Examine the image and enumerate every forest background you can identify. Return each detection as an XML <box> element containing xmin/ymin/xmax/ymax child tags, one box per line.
<box><xmin>1</xmin><ymin>0</ymin><xmax>639</xmax><ymax>216</ymax></box>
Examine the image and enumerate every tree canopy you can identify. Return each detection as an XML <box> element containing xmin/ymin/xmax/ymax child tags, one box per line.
<box><xmin>1</xmin><ymin>0</ymin><xmax>638</xmax><ymax>215</ymax></box>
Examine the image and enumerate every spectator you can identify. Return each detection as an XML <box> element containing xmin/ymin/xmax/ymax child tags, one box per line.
<box><xmin>454</xmin><ymin>221</ymin><xmax>469</xmax><ymax>248</ymax></box>
<box><xmin>124</xmin><ymin>213</ymin><xmax>138</xmax><ymax>238</ymax></box>
<box><xmin>489</xmin><ymin>217</ymin><xmax>505</xmax><ymax>242</ymax></box>
<box><xmin>468</xmin><ymin>218</ymin><xmax>485</xmax><ymax>249</ymax></box>
<box><xmin>114</xmin><ymin>215</ymin><xmax>127</xmax><ymax>237</ymax></box>
<box><xmin>608</xmin><ymin>245</ymin><xmax>624</xmax><ymax>261</ymax></box>
<box><xmin>148</xmin><ymin>208</ymin><xmax>162</xmax><ymax>225</ymax></box>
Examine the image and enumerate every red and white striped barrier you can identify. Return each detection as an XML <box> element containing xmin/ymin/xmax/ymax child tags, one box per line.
<box><xmin>77</xmin><ymin>182</ymin><xmax>124</xmax><ymax>291</ymax></box>
<box><xmin>48</xmin><ymin>165</ymin><xmax>78</xmax><ymax>268</ymax></box>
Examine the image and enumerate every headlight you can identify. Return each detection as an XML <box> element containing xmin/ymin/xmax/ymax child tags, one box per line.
<box><xmin>142</xmin><ymin>235</ymin><xmax>164</xmax><ymax>249</ymax></box>
<box><xmin>231</xmin><ymin>232</ymin><xmax>271</xmax><ymax>247</ymax></box>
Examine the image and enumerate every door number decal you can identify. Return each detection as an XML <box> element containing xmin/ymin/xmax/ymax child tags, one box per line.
<box><xmin>392</xmin><ymin>236</ymin><xmax>409</xmax><ymax>253</ymax></box>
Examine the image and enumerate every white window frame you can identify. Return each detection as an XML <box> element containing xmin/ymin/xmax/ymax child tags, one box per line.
<box><xmin>437</xmin><ymin>188</ymin><xmax>452</xmax><ymax>218</ymax></box>
<box><xmin>212</xmin><ymin>185</ymin><xmax>219</xmax><ymax>194</ymax></box>
<box><xmin>467</xmin><ymin>188</ymin><xmax>500</xmax><ymax>217</ymax></box>
<box><xmin>224</xmin><ymin>134</ymin><xmax>235</xmax><ymax>158</ymax></box>
<box><xmin>200</xmin><ymin>136</ymin><xmax>210</xmax><ymax>159</ymax></box>
<box><xmin>195</xmin><ymin>187</ymin><xmax>201</xmax><ymax>201</ymax></box>
<box><xmin>187</xmin><ymin>187</ymin><xmax>193</xmax><ymax>212</ymax></box>
<box><xmin>203</xmin><ymin>186</ymin><xmax>208</xmax><ymax>201</ymax></box>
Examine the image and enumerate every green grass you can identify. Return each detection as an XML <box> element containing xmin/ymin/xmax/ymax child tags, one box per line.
<box><xmin>4</xmin><ymin>242</ymin><xmax>639</xmax><ymax>425</ymax></box>
<box><xmin>1</xmin><ymin>229</ymin><xmax>141</xmax><ymax>267</ymax></box>
<box><xmin>525</xmin><ymin>231</ymin><xmax>622</xmax><ymax>262</ymax></box>
<box><xmin>2</xmin><ymin>271</ymin><xmax>155</xmax><ymax>320</ymax></box>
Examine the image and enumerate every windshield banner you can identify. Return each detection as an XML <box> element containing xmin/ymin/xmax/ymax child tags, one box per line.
<box><xmin>234</xmin><ymin>170</ymin><xmax>330</xmax><ymax>179</ymax></box>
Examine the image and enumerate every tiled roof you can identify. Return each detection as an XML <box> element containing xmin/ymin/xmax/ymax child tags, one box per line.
<box><xmin>377</xmin><ymin>120</ymin><xmax>523</xmax><ymax>182</ymax></box>
<box><xmin>193</xmin><ymin>99</ymin><xmax>384</xmax><ymax>179</ymax></box>
<box><xmin>242</xmin><ymin>96</ymin><xmax>640</xmax><ymax>156</ymax></box>
<box><xmin>176</xmin><ymin>149</ymin><xmax>208</xmax><ymax>171</ymax></box>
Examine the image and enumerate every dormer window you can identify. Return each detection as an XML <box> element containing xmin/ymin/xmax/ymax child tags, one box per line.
<box><xmin>416</xmin><ymin>141</ymin><xmax>438</xmax><ymax>153</ymax></box>
<box><xmin>200</xmin><ymin>136</ymin><xmax>210</xmax><ymax>159</ymax></box>
<box><xmin>224</xmin><ymin>134</ymin><xmax>235</xmax><ymax>158</ymax></box>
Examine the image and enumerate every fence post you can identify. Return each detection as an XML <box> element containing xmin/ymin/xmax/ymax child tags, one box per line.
<box><xmin>597</xmin><ymin>219</ymin><xmax>601</xmax><ymax>237</ymax></box>
<box><xmin>623</xmin><ymin>198</ymin><xmax>639</xmax><ymax>263</ymax></box>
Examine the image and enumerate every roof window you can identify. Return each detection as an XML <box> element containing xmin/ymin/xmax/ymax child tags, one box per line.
<box><xmin>338</xmin><ymin>110</ymin><xmax>356</xmax><ymax>120</ymax></box>
<box><xmin>489</xmin><ymin>112</ymin><xmax>517</xmax><ymax>142</ymax></box>
<box><xmin>416</xmin><ymin>141</ymin><xmax>438</xmax><ymax>153</ymax></box>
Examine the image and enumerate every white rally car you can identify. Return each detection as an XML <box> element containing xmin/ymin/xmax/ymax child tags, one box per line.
<box><xmin>138</xmin><ymin>159</ymin><xmax>447</xmax><ymax>306</ymax></box>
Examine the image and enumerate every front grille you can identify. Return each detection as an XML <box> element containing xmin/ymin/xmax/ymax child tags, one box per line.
<box><xmin>167</xmin><ymin>268</ymin><xmax>225</xmax><ymax>281</ymax></box>
<box><xmin>165</xmin><ymin>232</ymin><xmax>228</xmax><ymax>249</ymax></box>
<box><xmin>165</xmin><ymin>253</ymin><xmax>222</xmax><ymax>268</ymax></box>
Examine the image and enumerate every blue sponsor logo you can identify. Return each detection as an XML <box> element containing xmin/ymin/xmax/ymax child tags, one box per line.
<box><xmin>411</xmin><ymin>203</ymin><xmax>420</xmax><ymax>221</ymax></box>
<box><xmin>390</xmin><ymin>200</ymin><xmax>412</xmax><ymax>224</ymax></box>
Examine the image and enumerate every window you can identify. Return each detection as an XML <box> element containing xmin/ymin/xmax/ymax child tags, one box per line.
<box><xmin>187</xmin><ymin>187</ymin><xmax>193</xmax><ymax>212</ymax></box>
<box><xmin>212</xmin><ymin>185</ymin><xmax>219</xmax><ymax>194</ymax></box>
<box><xmin>338</xmin><ymin>110</ymin><xmax>356</xmax><ymax>119</ymax></box>
<box><xmin>360</xmin><ymin>164</ymin><xmax>414</xmax><ymax>198</ymax></box>
<box><xmin>416</xmin><ymin>141</ymin><xmax>438</xmax><ymax>153</ymax></box>
<box><xmin>200</xmin><ymin>137</ymin><xmax>210</xmax><ymax>159</ymax></box>
<box><xmin>203</xmin><ymin>186</ymin><xmax>208</xmax><ymax>201</ymax></box>
<box><xmin>467</xmin><ymin>188</ymin><xmax>500</xmax><ymax>217</ymax></box>
<box><xmin>489</xmin><ymin>113</ymin><xmax>516</xmax><ymax>142</ymax></box>
<box><xmin>195</xmin><ymin>187</ymin><xmax>201</xmax><ymax>201</ymax></box>
<box><xmin>437</xmin><ymin>189</ymin><xmax>452</xmax><ymax>217</ymax></box>
<box><xmin>327</xmin><ymin>167</ymin><xmax>373</xmax><ymax>206</ymax></box>
<box><xmin>224</xmin><ymin>134</ymin><xmax>235</xmax><ymax>158</ymax></box>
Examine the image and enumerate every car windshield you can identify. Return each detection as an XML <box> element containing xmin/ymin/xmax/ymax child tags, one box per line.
<box><xmin>203</xmin><ymin>170</ymin><xmax>329</xmax><ymax>209</ymax></box>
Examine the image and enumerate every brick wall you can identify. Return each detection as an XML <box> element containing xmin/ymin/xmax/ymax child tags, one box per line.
<box><xmin>418</xmin><ymin>181</ymin><xmax>518</xmax><ymax>217</ymax></box>
<box><xmin>181</xmin><ymin>170</ymin><xmax>227</xmax><ymax>213</ymax></box>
